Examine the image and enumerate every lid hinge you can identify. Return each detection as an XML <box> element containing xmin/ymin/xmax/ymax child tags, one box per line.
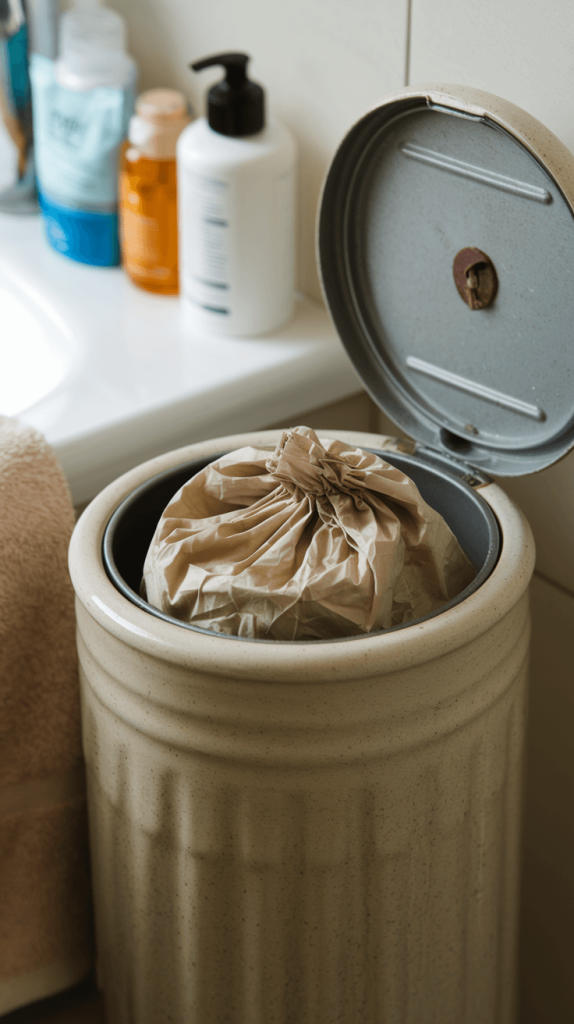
<box><xmin>412</xmin><ymin>443</ymin><xmax>493</xmax><ymax>488</ymax></box>
<box><xmin>372</xmin><ymin>437</ymin><xmax>492</xmax><ymax>487</ymax></box>
<box><xmin>426</xmin><ymin>99</ymin><xmax>488</xmax><ymax>123</ymax></box>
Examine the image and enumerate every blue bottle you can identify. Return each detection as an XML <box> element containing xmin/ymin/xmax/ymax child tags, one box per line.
<box><xmin>30</xmin><ymin>0</ymin><xmax>136</xmax><ymax>266</ymax></box>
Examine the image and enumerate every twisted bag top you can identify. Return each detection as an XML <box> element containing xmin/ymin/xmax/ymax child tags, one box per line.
<box><xmin>142</xmin><ymin>427</ymin><xmax>475</xmax><ymax>641</ymax></box>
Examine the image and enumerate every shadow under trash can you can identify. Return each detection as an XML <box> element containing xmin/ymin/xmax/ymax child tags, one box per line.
<box><xmin>68</xmin><ymin>81</ymin><xmax>574</xmax><ymax>1023</ymax></box>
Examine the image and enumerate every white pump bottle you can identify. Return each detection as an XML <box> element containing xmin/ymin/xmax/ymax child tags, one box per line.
<box><xmin>177</xmin><ymin>52</ymin><xmax>296</xmax><ymax>337</ymax></box>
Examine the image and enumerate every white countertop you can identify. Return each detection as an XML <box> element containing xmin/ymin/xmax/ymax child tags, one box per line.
<box><xmin>0</xmin><ymin>210</ymin><xmax>361</xmax><ymax>504</ymax></box>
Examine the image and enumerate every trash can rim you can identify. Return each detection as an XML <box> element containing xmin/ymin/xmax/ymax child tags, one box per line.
<box><xmin>100</xmin><ymin>446</ymin><xmax>501</xmax><ymax>644</ymax></box>
<box><xmin>69</xmin><ymin>429</ymin><xmax>535</xmax><ymax>681</ymax></box>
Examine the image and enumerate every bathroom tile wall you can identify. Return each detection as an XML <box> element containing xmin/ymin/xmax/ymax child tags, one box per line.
<box><xmin>102</xmin><ymin>0</ymin><xmax>410</xmax><ymax>303</ymax></box>
<box><xmin>57</xmin><ymin>0</ymin><xmax>573</xmax><ymax>1019</ymax></box>
<box><xmin>409</xmin><ymin>6</ymin><xmax>574</xmax><ymax>1021</ymax></box>
<box><xmin>410</xmin><ymin>0</ymin><xmax>574</xmax><ymax>151</ymax></box>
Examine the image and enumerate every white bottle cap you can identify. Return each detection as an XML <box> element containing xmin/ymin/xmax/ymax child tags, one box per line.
<box><xmin>127</xmin><ymin>89</ymin><xmax>191</xmax><ymax>158</ymax></box>
<box><xmin>55</xmin><ymin>0</ymin><xmax>133</xmax><ymax>91</ymax></box>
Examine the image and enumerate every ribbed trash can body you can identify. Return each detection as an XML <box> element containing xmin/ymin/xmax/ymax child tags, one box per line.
<box><xmin>69</xmin><ymin>429</ymin><xmax>534</xmax><ymax>1024</ymax></box>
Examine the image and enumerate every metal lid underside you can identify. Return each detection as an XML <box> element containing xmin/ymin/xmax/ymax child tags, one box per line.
<box><xmin>318</xmin><ymin>91</ymin><xmax>574</xmax><ymax>476</ymax></box>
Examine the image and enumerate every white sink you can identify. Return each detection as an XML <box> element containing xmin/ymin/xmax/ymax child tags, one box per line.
<box><xmin>0</xmin><ymin>273</ymin><xmax>78</xmax><ymax>417</ymax></box>
<box><xmin>0</xmin><ymin>210</ymin><xmax>360</xmax><ymax>504</ymax></box>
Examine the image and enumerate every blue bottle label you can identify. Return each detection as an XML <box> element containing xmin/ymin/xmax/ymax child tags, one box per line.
<box><xmin>39</xmin><ymin>191</ymin><xmax>119</xmax><ymax>266</ymax></box>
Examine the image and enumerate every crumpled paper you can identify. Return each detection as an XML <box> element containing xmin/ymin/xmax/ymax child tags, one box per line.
<box><xmin>142</xmin><ymin>426</ymin><xmax>476</xmax><ymax>640</ymax></box>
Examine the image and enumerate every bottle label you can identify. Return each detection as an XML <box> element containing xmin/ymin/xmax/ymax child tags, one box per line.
<box><xmin>30</xmin><ymin>54</ymin><xmax>134</xmax><ymax>207</ymax></box>
<box><xmin>39</xmin><ymin>191</ymin><xmax>119</xmax><ymax>266</ymax></box>
<box><xmin>121</xmin><ymin>206</ymin><xmax>163</xmax><ymax>269</ymax></box>
<box><xmin>180</xmin><ymin>173</ymin><xmax>231</xmax><ymax>315</ymax></box>
<box><xmin>122</xmin><ymin>208</ymin><xmax>172</xmax><ymax>279</ymax></box>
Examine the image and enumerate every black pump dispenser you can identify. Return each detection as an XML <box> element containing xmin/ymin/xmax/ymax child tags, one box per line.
<box><xmin>191</xmin><ymin>53</ymin><xmax>264</xmax><ymax>137</ymax></box>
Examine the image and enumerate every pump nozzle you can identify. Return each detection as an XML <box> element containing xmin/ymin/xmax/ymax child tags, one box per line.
<box><xmin>190</xmin><ymin>52</ymin><xmax>264</xmax><ymax>137</ymax></box>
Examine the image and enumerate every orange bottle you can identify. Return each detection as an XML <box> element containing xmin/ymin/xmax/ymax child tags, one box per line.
<box><xmin>119</xmin><ymin>89</ymin><xmax>190</xmax><ymax>294</ymax></box>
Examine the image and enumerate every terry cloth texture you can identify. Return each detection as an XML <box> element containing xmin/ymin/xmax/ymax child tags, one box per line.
<box><xmin>0</xmin><ymin>416</ymin><xmax>93</xmax><ymax>1016</ymax></box>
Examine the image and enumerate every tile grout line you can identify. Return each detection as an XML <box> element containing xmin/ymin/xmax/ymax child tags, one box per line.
<box><xmin>405</xmin><ymin>0</ymin><xmax>413</xmax><ymax>87</ymax></box>
<box><xmin>532</xmin><ymin>568</ymin><xmax>574</xmax><ymax>602</ymax></box>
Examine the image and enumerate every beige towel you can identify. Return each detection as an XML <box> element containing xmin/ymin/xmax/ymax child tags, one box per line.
<box><xmin>0</xmin><ymin>417</ymin><xmax>93</xmax><ymax>1016</ymax></box>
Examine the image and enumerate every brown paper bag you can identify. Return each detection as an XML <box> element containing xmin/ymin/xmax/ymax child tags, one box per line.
<box><xmin>142</xmin><ymin>427</ymin><xmax>475</xmax><ymax>641</ymax></box>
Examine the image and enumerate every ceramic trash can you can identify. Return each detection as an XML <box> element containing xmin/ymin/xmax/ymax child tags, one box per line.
<box><xmin>68</xmin><ymin>83</ymin><xmax>574</xmax><ymax>1024</ymax></box>
<box><xmin>70</xmin><ymin>428</ymin><xmax>532</xmax><ymax>1024</ymax></box>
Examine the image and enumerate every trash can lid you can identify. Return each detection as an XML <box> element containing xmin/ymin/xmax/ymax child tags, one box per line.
<box><xmin>318</xmin><ymin>84</ymin><xmax>574</xmax><ymax>477</ymax></box>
